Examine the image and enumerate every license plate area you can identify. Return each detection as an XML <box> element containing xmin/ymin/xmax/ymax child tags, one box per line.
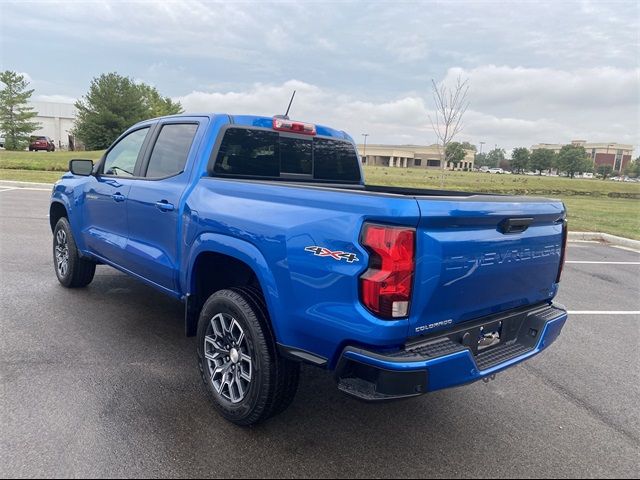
<box><xmin>406</xmin><ymin>304</ymin><xmax>556</xmax><ymax>357</ymax></box>
<box><xmin>476</xmin><ymin>322</ymin><xmax>503</xmax><ymax>352</ymax></box>
<box><xmin>460</xmin><ymin>319</ymin><xmax>503</xmax><ymax>355</ymax></box>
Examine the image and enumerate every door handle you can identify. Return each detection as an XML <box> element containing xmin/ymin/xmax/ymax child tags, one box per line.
<box><xmin>155</xmin><ymin>200</ymin><xmax>175</xmax><ymax>212</ymax></box>
<box><xmin>499</xmin><ymin>217</ymin><xmax>533</xmax><ymax>234</ymax></box>
<box><xmin>112</xmin><ymin>193</ymin><xmax>126</xmax><ymax>202</ymax></box>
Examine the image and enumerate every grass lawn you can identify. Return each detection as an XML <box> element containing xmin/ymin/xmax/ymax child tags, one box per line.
<box><xmin>0</xmin><ymin>169</ymin><xmax>65</xmax><ymax>183</ymax></box>
<box><xmin>561</xmin><ymin>197</ymin><xmax>640</xmax><ymax>240</ymax></box>
<box><xmin>363</xmin><ymin>167</ymin><xmax>640</xmax><ymax>240</ymax></box>
<box><xmin>0</xmin><ymin>149</ymin><xmax>104</xmax><ymax>172</ymax></box>
<box><xmin>1</xmin><ymin>153</ymin><xmax>638</xmax><ymax>239</ymax></box>
<box><xmin>363</xmin><ymin>167</ymin><xmax>640</xmax><ymax>198</ymax></box>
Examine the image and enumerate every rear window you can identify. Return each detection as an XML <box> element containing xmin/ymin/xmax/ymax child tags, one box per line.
<box><xmin>212</xmin><ymin>128</ymin><xmax>360</xmax><ymax>183</ymax></box>
<box><xmin>213</xmin><ymin>129</ymin><xmax>279</xmax><ymax>177</ymax></box>
<box><xmin>313</xmin><ymin>138</ymin><xmax>361</xmax><ymax>182</ymax></box>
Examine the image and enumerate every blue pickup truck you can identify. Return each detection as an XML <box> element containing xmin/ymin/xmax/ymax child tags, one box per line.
<box><xmin>50</xmin><ymin>114</ymin><xmax>568</xmax><ymax>425</ymax></box>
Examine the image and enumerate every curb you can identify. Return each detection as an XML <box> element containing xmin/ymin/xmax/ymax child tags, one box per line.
<box><xmin>569</xmin><ymin>231</ymin><xmax>640</xmax><ymax>250</ymax></box>
<box><xmin>0</xmin><ymin>180</ymin><xmax>54</xmax><ymax>188</ymax></box>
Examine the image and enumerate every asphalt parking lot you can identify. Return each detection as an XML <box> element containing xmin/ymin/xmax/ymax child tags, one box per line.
<box><xmin>1</xmin><ymin>185</ymin><xmax>639</xmax><ymax>478</ymax></box>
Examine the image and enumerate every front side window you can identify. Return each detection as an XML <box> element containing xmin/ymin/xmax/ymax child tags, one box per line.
<box><xmin>103</xmin><ymin>128</ymin><xmax>149</xmax><ymax>176</ymax></box>
<box><xmin>145</xmin><ymin>123</ymin><xmax>198</xmax><ymax>178</ymax></box>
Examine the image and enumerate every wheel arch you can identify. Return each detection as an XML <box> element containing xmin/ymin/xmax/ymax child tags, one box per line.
<box><xmin>49</xmin><ymin>201</ymin><xmax>68</xmax><ymax>232</ymax></box>
<box><xmin>183</xmin><ymin>233</ymin><xmax>283</xmax><ymax>340</ymax></box>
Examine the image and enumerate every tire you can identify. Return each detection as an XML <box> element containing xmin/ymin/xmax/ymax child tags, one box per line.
<box><xmin>53</xmin><ymin>217</ymin><xmax>96</xmax><ymax>288</ymax></box>
<box><xmin>197</xmin><ymin>288</ymin><xmax>300</xmax><ymax>426</ymax></box>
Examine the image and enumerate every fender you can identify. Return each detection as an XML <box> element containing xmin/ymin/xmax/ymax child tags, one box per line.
<box><xmin>51</xmin><ymin>181</ymin><xmax>88</xmax><ymax>251</ymax></box>
<box><xmin>182</xmin><ymin>232</ymin><xmax>283</xmax><ymax>339</ymax></box>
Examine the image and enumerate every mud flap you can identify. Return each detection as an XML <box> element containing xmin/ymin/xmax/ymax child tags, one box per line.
<box><xmin>184</xmin><ymin>293</ymin><xmax>199</xmax><ymax>337</ymax></box>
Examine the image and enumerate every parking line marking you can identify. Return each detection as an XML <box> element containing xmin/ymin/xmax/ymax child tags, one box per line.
<box><xmin>0</xmin><ymin>187</ymin><xmax>52</xmax><ymax>192</ymax></box>
<box><xmin>568</xmin><ymin>311</ymin><xmax>640</xmax><ymax>315</ymax></box>
<box><xmin>566</xmin><ymin>261</ymin><xmax>640</xmax><ymax>265</ymax></box>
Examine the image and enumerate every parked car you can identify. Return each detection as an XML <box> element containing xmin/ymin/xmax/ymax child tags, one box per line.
<box><xmin>488</xmin><ymin>167</ymin><xmax>504</xmax><ymax>174</ymax></box>
<box><xmin>50</xmin><ymin>114</ymin><xmax>569</xmax><ymax>425</ymax></box>
<box><xmin>29</xmin><ymin>136</ymin><xmax>55</xmax><ymax>152</ymax></box>
<box><xmin>0</xmin><ymin>135</ymin><xmax>5</xmax><ymax>148</ymax></box>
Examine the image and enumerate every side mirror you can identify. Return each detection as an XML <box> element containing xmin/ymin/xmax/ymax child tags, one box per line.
<box><xmin>69</xmin><ymin>159</ymin><xmax>94</xmax><ymax>176</ymax></box>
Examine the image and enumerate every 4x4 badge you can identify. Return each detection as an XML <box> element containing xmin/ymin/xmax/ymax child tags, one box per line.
<box><xmin>305</xmin><ymin>246</ymin><xmax>359</xmax><ymax>263</ymax></box>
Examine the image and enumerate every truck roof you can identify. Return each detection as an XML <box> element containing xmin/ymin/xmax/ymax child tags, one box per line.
<box><xmin>142</xmin><ymin>113</ymin><xmax>354</xmax><ymax>143</ymax></box>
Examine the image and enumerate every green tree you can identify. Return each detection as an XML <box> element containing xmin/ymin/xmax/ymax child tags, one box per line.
<box><xmin>74</xmin><ymin>73</ymin><xmax>149</xmax><ymax>150</ymax></box>
<box><xmin>510</xmin><ymin>147</ymin><xmax>530</xmax><ymax>174</ymax></box>
<box><xmin>499</xmin><ymin>157</ymin><xmax>511</xmax><ymax>171</ymax></box>
<box><xmin>530</xmin><ymin>148</ymin><xmax>555</xmax><ymax>175</ymax></box>
<box><xmin>474</xmin><ymin>152</ymin><xmax>490</xmax><ymax>168</ymax></box>
<box><xmin>445</xmin><ymin>141</ymin><xmax>466</xmax><ymax>169</ymax></box>
<box><xmin>597</xmin><ymin>164</ymin><xmax>613</xmax><ymax>179</ymax></box>
<box><xmin>74</xmin><ymin>73</ymin><xmax>184</xmax><ymax>150</ymax></box>
<box><xmin>624</xmin><ymin>158</ymin><xmax>640</xmax><ymax>178</ymax></box>
<box><xmin>0</xmin><ymin>71</ymin><xmax>40</xmax><ymax>150</ymax></box>
<box><xmin>460</xmin><ymin>141</ymin><xmax>477</xmax><ymax>152</ymax></box>
<box><xmin>137</xmin><ymin>83</ymin><xmax>183</xmax><ymax>117</ymax></box>
<box><xmin>486</xmin><ymin>148</ymin><xmax>505</xmax><ymax>168</ymax></box>
<box><xmin>557</xmin><ymin>144</ymin><xmax>590</xmax><ymax>179</ymax></box>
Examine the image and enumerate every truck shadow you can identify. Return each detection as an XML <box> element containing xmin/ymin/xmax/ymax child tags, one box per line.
<box><xmin>80</xmin><ymin>270</ymin><xmax>509</xmax><ymax>477</ymax></box>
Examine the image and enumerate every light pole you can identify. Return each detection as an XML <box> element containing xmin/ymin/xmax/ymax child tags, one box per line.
<box><xmin>362</xmin><ymin>133</ymin><xmax>369</xmax><ymax>165</ymax></box>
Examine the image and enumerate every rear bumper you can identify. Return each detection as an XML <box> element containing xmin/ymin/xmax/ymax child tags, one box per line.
<box><xmin>335</xmin><ymin>303</ymin><xmax>567</xmax><ymax>401</ymax></box>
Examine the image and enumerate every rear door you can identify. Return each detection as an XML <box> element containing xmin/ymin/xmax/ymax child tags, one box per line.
<box><xmin>410</xmin><ymin>196</ymin><xmax>566</xmax><ymax>336</ymax></box>
<box><xmin>125</xmin><ymin>119</ymin><xmax>203</xmax><ymax>291</ymax></box>
<box><xmin>82</xmin><ymin>126</ymin><xmax>152</xmax><ymax>265</ymax></box>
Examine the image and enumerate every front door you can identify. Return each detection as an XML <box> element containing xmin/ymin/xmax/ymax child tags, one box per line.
<box><xmin>82</xmin><ymin>126</ymin><xmax>151</xmax><ymax>266</ymax></box>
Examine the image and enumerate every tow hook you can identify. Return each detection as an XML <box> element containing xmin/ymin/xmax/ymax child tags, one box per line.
<box><xmin>482</xmin><ymin>374</ymin><xmax>497</xmax><ymax>384</ymax></box>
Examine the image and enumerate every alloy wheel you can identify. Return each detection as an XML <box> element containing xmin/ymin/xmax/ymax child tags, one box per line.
<box><xmin>204</xmin><ymin>312</ymin><xmax>253</xmax><ymax>403</ymax></box>
<box><xmin>55</xmin><ymin>229</ymin><xmax>69</xmax><ymax>277</ymax></box>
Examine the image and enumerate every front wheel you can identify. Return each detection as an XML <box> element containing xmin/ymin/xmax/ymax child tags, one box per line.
<box><xmin>53</xmin><ymin>217</ymin><xmax>96</xmax><ymax>288</ymax></box>
<box><xmin>197</xmin><ymin>288</ymin><xmax>300</xmax><ymax>426</ymax></box>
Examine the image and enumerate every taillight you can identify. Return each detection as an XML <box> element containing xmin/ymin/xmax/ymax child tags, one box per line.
<box><xmin>359</xmin><ymin>223</ymin><xmax>415</xmax><ymax>319</ymax></box>
<box><xmin>272</xmin><ymin>117</ymin><xmax>316</xmax><ymax>135</ymax></box>
<box><xmin>556</xmin><ymin>219</ymin><xmax>568</xmax><ymax>283</ymax></box>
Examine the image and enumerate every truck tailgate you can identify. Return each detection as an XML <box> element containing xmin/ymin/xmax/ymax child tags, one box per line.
<box><xmin>410</xmin><ymin>196</ymin><xmax>566</xmax><ymax>336</ymax></box>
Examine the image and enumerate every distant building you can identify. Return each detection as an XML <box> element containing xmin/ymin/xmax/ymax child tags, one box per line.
<box><xmin>357</xmin><ymin>144</ymin><xmax>475</xmax><ymax>170</ymax></box>
<box><xmin>531</xmin><ymin>140</ymin><xmax>633</xmax><ymax>173</ymax></box>
<box><xmin>29</xmin><ymin>101</ymin><xmax>77</xmax><ymax>150</ymax></box>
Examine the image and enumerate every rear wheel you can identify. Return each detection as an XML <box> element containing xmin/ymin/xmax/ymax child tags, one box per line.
<box><xmin>196</xmin><ymin>288</ymin><xmax>300</xmax><ymax>426</ymax></box>
<box><xmin>53</xmin><ymin>217</ymin><xmax>96</xmax><ymax>288</ymax></box>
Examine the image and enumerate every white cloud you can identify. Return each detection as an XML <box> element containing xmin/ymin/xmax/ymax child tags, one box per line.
<box><xmin>176</xmin><ymin>70</ymin><xmax>639</xmax><ymax>155</ymax></box>
<box><xmin>443</xmin><ymin>65</ymin><xmax>640</xmax><ymax>109</ymax></box>
<box><xmin>4</xmin><ymin>1</ymin><xmax>638</xmax><ymax>156</ymax></box>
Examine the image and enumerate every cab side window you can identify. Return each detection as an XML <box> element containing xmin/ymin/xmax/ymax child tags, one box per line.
<box><xmin>145</xmin><ymin>124</ymin><xmax>198</xmax><ymax>178</ymax></box>
<box><xmin>103</xmin><ymin>127</ymin><xmax>149</xmax><ymax>177</ymax></box>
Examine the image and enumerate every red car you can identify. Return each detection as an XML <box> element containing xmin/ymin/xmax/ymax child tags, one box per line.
<box><xmin>29</xmin><ymin>136</ymin><xmax>55</xmax><ymax>152</ymax></box>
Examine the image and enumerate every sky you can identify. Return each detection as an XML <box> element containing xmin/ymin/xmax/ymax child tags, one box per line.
<box><xmin>1</xmin><ymin>0</ymin><xmax>638</xmax><ymax>155</ymax></box>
